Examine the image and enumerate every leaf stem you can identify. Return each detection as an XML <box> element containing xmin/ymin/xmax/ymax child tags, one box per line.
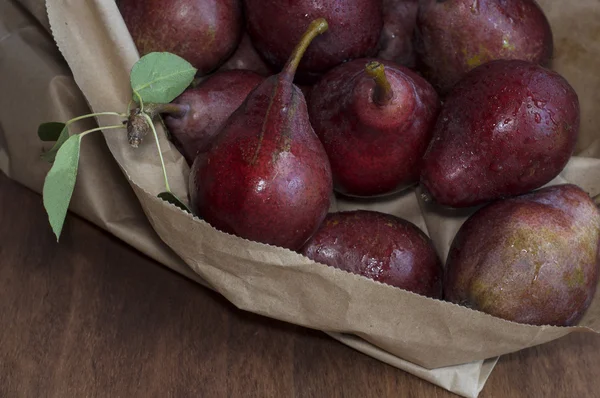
<box><xmin>134</xmin><ymin>90</ymin><xmax>144</xmax><ymax>113</ymax></box>
<box><xmin>79</xmin><ymin>125</ymin><xmax>124</xmax><ymax>138</ymax></box>
<box><xmin>67</xmin><ymin>112</ymin><xmax>126</xmax><ymax>126</ymax></box>
<box><xmin>127</xmin><ymin>99</ymin><xmax>135</xmax><ymax>115</ymax></box>
<box><xmin>142</xmin><ymin>113</ymin><xmax>171</xmax><ymax>192</ymax></box>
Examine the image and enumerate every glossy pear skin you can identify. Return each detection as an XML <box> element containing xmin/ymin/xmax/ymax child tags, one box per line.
<box><xmin>378</xmin><ymin>0</ymin><xmax>419</xmax><ymax>68</ymax></box>
<box><xmin>301</xmin><ymin>210</ymin><xmax>443</xmax><ymax>298</ymax></box>
<box><xmin>309</xmin><ymin>59</ymin><xmax>440</xmax><ymax>197</ymax></box>
<box><xmin>415</xmin><ymin>0</ymin><xmax>553</xmax><ymax>94</ymax></box>
<box><xmin>444</xmin><ymin>184</ymin><xmax>600</xmax><ymax>326</ymax></box>
<box><xmin>119</xmin><ymin>0</ymin><xmax>243</xmax><ymax>75</ymax></box>
<box><xmin>243</xmin><ymin>0</ymin><xmax>383</xmax><ymax>81</ymax></box>
<box><xmin>189</xmin><ymin>70</ymin><xmax>333</xmax><ymax>250</ymax></box>
<box><xmin>421</xmin><ymin>60</ymin><xmax>579</xmax><ymax>208</ymax></box>
<box><xmin>165</xmin><ymin>70</ymin><xmax>264</xmax><ymax>165</ymax></box>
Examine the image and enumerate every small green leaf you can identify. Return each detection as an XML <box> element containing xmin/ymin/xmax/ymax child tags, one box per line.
<box><xmin>41</xmin><ymin>124</ymin><xmax>70</xmax><ymax>162</ymax></box>
<box><xmin>130</xmin><ymin>52</ymin><xmax>197</xmax><ymax>104</ymax></box>
<box><xmin>38</xmin><ymin>122</ymin><xmax>66</xmax><ymax>141</ymax></box>
<box><xmin>158</xmin><ymin>192</ymin><xmax>192</xmax><ymax>214</ymax></box>
<box><xmin>42</xmin><ymin>134</ymin><xmax>82</xmax><ymax>241</ymax></box>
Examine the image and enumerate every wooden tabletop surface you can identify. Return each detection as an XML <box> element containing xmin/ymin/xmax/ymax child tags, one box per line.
<box><xmin>1</xmin><ymin>172</ymin><xmax>599</xmax><ymax>398</ymax></box>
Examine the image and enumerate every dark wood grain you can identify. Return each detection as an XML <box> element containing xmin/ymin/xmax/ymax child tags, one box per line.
<box><xmin>1</xmin><ymin>172</ymin><xmax>599</xmax><ymax>398</ymax></box>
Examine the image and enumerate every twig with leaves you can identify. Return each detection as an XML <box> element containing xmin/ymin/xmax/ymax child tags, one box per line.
<box><xmin>39</xmin><ymin>52</ymin><xmax>197</xmax><ymax>241</ymax></box>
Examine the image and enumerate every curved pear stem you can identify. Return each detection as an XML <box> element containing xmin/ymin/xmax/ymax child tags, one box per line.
<box><xmin>145</xmin><ymin>103</ymin><xmax>190</xmax><ymax>119</ymax></box>
<box><xmin>281</xmin><ymin>18</ymin><xmax>329</xmax><ymax>81</ymax></box>
<box><xmin>365</xmin><ymin>61</ymin><xmax>394</xmax><ymax>106</ymax></box>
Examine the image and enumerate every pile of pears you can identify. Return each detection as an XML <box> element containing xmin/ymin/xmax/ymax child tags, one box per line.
<box><xmin>119</xmin><ymin>0</ymin><xmax>599</xmax><ymax>327</ymax></box>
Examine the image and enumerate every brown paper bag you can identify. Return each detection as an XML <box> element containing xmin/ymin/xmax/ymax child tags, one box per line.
<box><xmin>2</xmin><ymin>0</ymin><xmax>599</xmax><ymax>396</ymax></box>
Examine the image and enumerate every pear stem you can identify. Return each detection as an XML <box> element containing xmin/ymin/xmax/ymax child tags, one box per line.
<box><xmin>281</xmin><ymin>18</ymin><xmax>329</xmax><ymax>81</ymax></box>
<box><xmin>145</xmin><ymin>103</ymin><xmax>190</xmax><ymax>119</ymax></box>
<box><xmin>365</xmin><ymin>61</ymin><xmax>394</xmax><ymax>106</ymax></box>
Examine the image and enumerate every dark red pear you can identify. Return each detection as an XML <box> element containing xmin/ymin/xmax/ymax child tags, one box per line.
<box><xmin>243</xmin><ymin>0</ymin><xmax>383</xmax><ymax>83</ymax></box>
<box><xmin>300</xmin><ymin>210</ymin><xmax>443</xmax><ymax>299</ymax></box>
<box><xmin>189</xmin><ymin>19</ymin><xmax>333</xmax><ymax>250</ymax></box>
<box><xmin>414</xmin><ymin>0</ymin><xmax>554</xmax><ymax>94</ymax></box>
<box><xmin>308</xmin><ymin>59</ymin><xmax>440</xmax><ymax>197</ymax></box>
<box><xmin>421</xmin><ymin>59</ymin><xmax>579</xmax><ymax>208</ymax></box>
<box><xmin>119</xmin><ymin>0</ymin><xmax>243</xmax><ymax>75</ymax></box>
<box><xmin>156</xmin><ymin>70</ymin><xmax>265</xmax><ymax>165</ymax></box>
<box><xmin>377</xmin><ymin>0</ymin><xmax>419</xmax><ymax>68</ymax></box>
<box><xmin>444</xmin><ymin>184</ymin><xmax>600</xmax><ymax>326</ymax></box>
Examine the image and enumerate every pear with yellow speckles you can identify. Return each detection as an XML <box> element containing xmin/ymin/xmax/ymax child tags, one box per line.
<box><xmin>188</xmin><ymin>19</ymin><xmax>333</xmax><ymax>250</ymax></box>
<box><xmin>444</xmin><ymin>184</ymin><xmax>600</xmax><ymax>326</ymax></box>
<box><xmin>414</xmin><ymin>0</ymin><xmax>554</xmax><ymax>94</ymax></box>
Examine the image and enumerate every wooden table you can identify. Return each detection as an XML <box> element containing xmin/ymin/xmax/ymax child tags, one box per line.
<box><xmin>1</xmin><ymin>173</ymin><xmax>598</xmax><ymax>398</ymax></box>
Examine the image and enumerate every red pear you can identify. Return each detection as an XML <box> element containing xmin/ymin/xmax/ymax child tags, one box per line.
<box><xmin>189</xmin><ymin>19</ymin><xmax>333</xmax><ymax>250</ymax></box>
<box><xmin>159</xmin><ymin>70</ymin><xmax>264</xmax><ymax>165</ymax></box>
<box><xmin>444</xmin><ymin>184</ymin><xmax>600</xmax><ymax>326</ymax></box>
<box><xmin>301</xmin><ymin>210</ymin><xmax>443</xmax><ymax>298</ymax></box>
<box><xmin>421</xmin><ymin>60</ymin><xmax>579</xmax><ymax>208</ymax></box>
<box><xmin>414</xmin><ymin>0</ymin><xmax>554</xmax><ymax>94</ymax></box>
<box><xmin>309</xmin><ymin>59</ymin><xmax>440</xmax><ymax>197</ymax></box>
<box><xmin>242</xmin><ymin>0</ymin><xmax>383</xmax><ymax>82</ymax></box>
<box><xmin>119</xmin><ymin>0</ymin><xmax>243</xmax><ymax>75</ymax></box>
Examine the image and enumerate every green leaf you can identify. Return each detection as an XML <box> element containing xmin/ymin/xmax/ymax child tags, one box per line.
<box><xmin>38</xmin><ymin>122</ymin><xmax>66</xmax><ymax>141</ymax></box>
<box><xmin>130</xmin><ymin>52</ymin><xmax>197</xmax><ymax>104</ymax></box>
<box><xmin>41</xmin><ymin>124</ymin><xmax>70</xmax><ymax>163</ymax></box>
<box><xmin>42</xmin><ymin>134</ymin><xmax>82</xmax><ymax>241</ymax></box>
<box><xmin>158</xmin><ymin>192</ymin><xmax>192</xmax><ymax>214</ymax></box>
